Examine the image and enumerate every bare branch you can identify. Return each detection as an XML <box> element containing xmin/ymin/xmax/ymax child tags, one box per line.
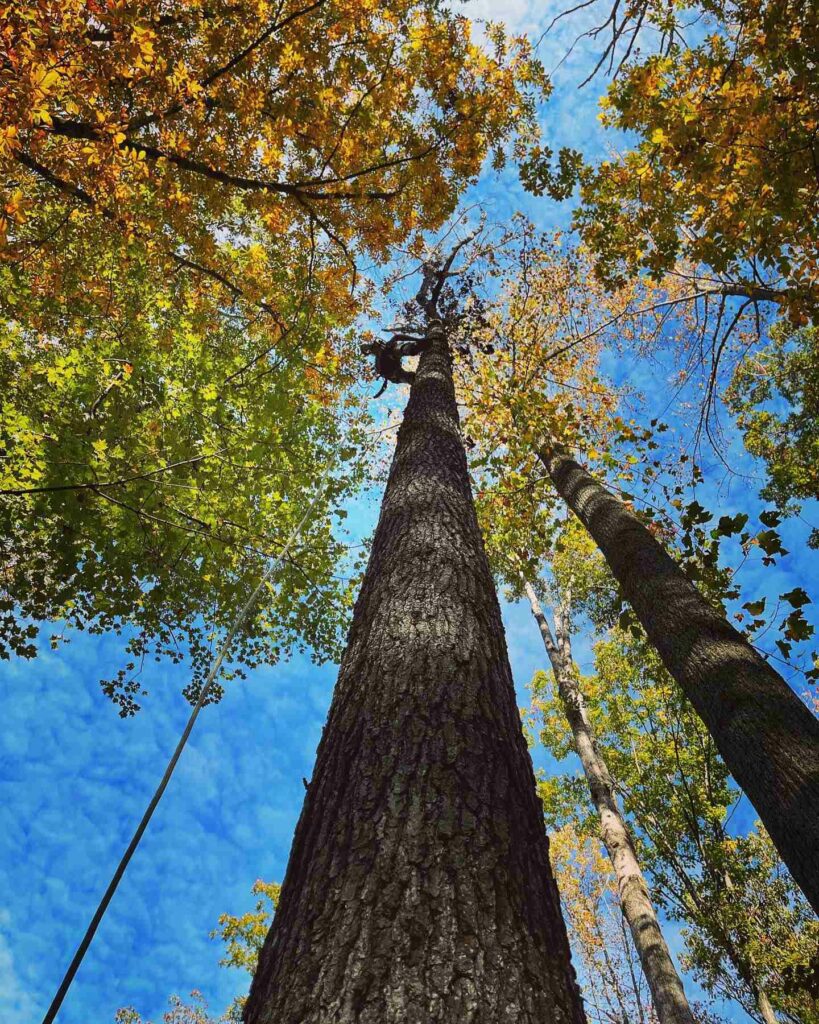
<box><xmin>0</xmin><ymin>454</ymin><xmax>214</xmax><ymax>497</ymax></box>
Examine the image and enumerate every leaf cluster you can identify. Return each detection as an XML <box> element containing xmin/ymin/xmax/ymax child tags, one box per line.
<box><xmin>534</xmin><ymin>626</ymin><xmax>819</xmax><ymax>1023</ymax></box>
<box><xmin>540</xmin><ymin>0</ymin><xmax>819</xmax><ymax>325</ymax></box>
<box><xmin>0</xmin><ymin>237</ymin><xmax>371</xmax><ymax>712</ymax></box>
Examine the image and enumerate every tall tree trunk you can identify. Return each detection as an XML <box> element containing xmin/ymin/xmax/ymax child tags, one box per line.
<box><xmin>538</xmin><ymin>445</ymin><xmax>819</xmax><ymax>915</ymax></box>
<box><xmin>243</xmin><ymin>321</ymin><xmax>586</xmax><ymax>1024</ymax></box>
<box><xmin>524</xmin><ymin>581</ymin><xmax>697</xmax><ymax>1024</ymax></box>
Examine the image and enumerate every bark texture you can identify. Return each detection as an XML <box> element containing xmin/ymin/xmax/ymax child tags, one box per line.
<box><xmin>539</xmin><ymin>446</ymin><xmax>819</xmax><ymax>915</ymax></box>
<box><xmin>524</xmin><ymin>581</ymin><xmax>696</xmax><ymax>1024</ymax></box>
<box><xmin>243</xmin><ymin>324</ymin><xmax>586</xmax><ymax>1024</ymax></box>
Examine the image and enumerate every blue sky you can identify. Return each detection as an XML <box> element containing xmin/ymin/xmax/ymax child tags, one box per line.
<box><xmin>0</xmin><ymin>577</ymin><xmax>580</xmax><ymax>1023</ymax></box>
<box><xmin>3</xmin><ymin>2</ymin><xmax>817</xmax><ymax>1023</ymax></box>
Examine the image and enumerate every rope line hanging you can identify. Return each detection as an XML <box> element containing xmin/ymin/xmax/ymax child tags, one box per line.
<box><xmin>42</xmin><ymin>471</ymin><xmax>333</xmax><ymax>1024</ymax></box>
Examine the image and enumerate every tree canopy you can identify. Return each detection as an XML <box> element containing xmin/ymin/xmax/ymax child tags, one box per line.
<box><xmin>3</xmin><ymin>3</ymin><xmax>819</xmax><ymax>1023</ymax></box>
<box><xmin>0</xmin><ymin>252</ymin><xmax>368</xmax><ymax>711</ymax></box>
<box><xmin>0</xmin><ymin>0</ymin><xmax>548</xmax><ymax>708</ymax></box>
<box><xmin>527</xmin><ymin>0</ymin><xmax>819</xmax><ymax>325</ymax></box>
<box><xmin>2</xmin><ymin>0</ymin><xmax>546</xmax><ymax>316</ymax></box>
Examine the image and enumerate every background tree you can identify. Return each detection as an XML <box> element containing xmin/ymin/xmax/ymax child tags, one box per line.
<box><xmin>549</xmin><ymin>822</ymin><xmax>661</xmax><ymax>1024</ymax></box>
<box><xmin>116</xmin><ymin>992</ymin><xmax>231</xmax><ymax>1024</ymax></box>
<box><xmin>525</xmin><ymin>0</ymin><xmax>819</xmax><ymax>492</ymax></box>
<box><xmin>213</xmin><ymin>881</ymin><xmax>281</xmax><ymax>977</ymax></box>
<box><xmin>538</xmin><ymin>442</ymin><xmax>819</xmax><ymax>913</ymax></box>
<box><xmin>532</xmin><ymin>623</ymin><xmax>819</xmax><ymax>1024</ymax></box>
<box><xmin>116</xmin><ymin>880</ymin><xmax>280</xmax><ymax>1024</ymax></box>
<box><xmin>528</xmin><ymin>0</ymin><xmax>818</xmax><ymax>325</ymax></box>
<box><xmin>523</xmin><ymin>553</ymin><xmax>697</xmax><ymax>1024</ymax></box>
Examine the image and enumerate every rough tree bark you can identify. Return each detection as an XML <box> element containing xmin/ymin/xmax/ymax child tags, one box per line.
<box><xmin>243</xmin><ymin>315</ymin><xmax>587</xmax><ymax>1023</ymax></box>
<box><xmin>524</xmin><ymin>580</ymin><xmax>696</xmax><ymax>1024</ymax></box>
<box><xmin>538</xmin><ymin>445</ymin><xmax>819</xmax><ymax>916</ymax></box>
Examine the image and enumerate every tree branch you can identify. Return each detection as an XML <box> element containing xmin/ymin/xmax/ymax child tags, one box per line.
<box><xmin>0</xmin><ymin>454</ymin><xmax>214</xmax><ymax>497</ymax></box>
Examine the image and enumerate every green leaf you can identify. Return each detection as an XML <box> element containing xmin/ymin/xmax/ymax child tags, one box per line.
<box><xmin>759</xmin><ymin>509</ymin><xmax>783</xmax><ymax>528</ymax></box>
<box><xmin>781</xmin><ymin>587</ymin><xmax>811</xmax><ymax>609</ymax></box>
<box><xmin>717</xmin><ymin>513</ymin><xmax>749</xmax><ymax>537</ymax></box>
<box><xmin>757</xmin><ymin>529</ymin><xmax>787</xmax><ymax>557</ymax></box>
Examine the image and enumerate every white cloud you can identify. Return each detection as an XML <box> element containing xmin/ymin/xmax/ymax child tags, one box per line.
<box><xmin>0</xmin><ymin>914</ymin><xmax>37</xmax><ymax>1024</ymax></box>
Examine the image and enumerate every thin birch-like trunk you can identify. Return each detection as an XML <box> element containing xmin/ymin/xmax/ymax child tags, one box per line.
<box><xmin>755</xmin><ymin>988</ymin><xmax>779</xmax><ymax>1024</ymax></box>
<box><xmin>524</xmin><ymin>580</ymin><xmax>697</xmax><ymax>1024</ymax></box>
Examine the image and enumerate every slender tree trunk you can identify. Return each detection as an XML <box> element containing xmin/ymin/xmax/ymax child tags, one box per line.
<box><xmin>538</xmin><ymin>445</ymin><xmax>819</xmax><ymax>915</ymax></box>
<box><xmin>524</xmin><ymin>581</ymin><xmax>696</xmax><ymax>1024</ymax></box>
<box><xmin>755</xmin><ymin>987</ymin><xmax>779</xmax><ymax>1024</ymax></box>
<box><xmin>243</xmin><ymin>322</ymin><xmax>586</xmax><ymax>1024</ymax></box>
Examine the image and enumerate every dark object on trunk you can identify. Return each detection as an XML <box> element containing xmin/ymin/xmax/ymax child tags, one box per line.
<box><xmin>362</xmin><ymin>335</ymin><xmax>426</xmax><ymax>396</ymax></box>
